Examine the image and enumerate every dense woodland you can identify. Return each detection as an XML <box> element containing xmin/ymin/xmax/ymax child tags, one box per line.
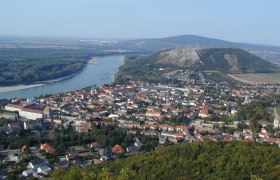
<box><xmin>0</xmin><ymin>48</ymin><xmax>119</xmax><ymax>85</ymax></box>
<box><xmin>52</xmin><ymin>141</ymin><xmax>280</xmax><ymax>179</ymax></box>
<box><xmin>0</xmin><ymin>48</ymin><xmax>90</xmax><ymax>85</ymax></box>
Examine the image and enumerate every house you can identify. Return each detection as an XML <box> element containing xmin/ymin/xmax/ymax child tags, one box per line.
<box><xmin>100</xmin><ymin>156</ymin><xmax>109</xmax><ymax>161</ymax></box>
<box><xmin>74</xmin><ymin>121</ymin><xmax>92</xmax><ymax>132</ymax></box>
<box><xmin>224</xmin><ymin>134</ymin><xmax>232</xmax><ymax>141</ymax></box>
<box><xmin>146</xmin><ymin>110</ymin><xmax>161</xmax><ymax>118</ymax></box>
<box><xmin>19</xmin><ymin>108</ymin><xmax>44</xmax><ymax>120</ymax></box>
<box><xmin>40</xmin><ymin>143</ymin><xmax>56</xmax><ymax>154</ymax></box>
<box><xmin>22</xmin><ymin>168</ymin><xmax>36</xmax><ymax>177</ymax></box>
<box><xmin>7</xmin><ymin>122</ymin><xmax>21</xmax><ymax>131</ymax></box>
<box><xmin>37</xmin><ymin>165</ymin><xmax>52</xmax><ymax>174</ymax></box>
<box><xmin>258</xmin><ymin>128</ymin><xmax>268</xmax><ymax>138</ymax></box>
<box><xmin>5</xmin><ymin>104</ymin><xmax>23</xmax><ymax>112</ymax></box>
<box><xmin>231</xmin><ymin>108</ymin><xmax>237</xmax><ymax>115</ymax></box>
<box><xmin>160</xmin><ymin>132</ymin><xmax>184</xmax><ymax>139</ymax></box>
<box><xmin>54</xmin><ymin>160</ymin><xmax>69</xmax><ymax>170</ymax></box>
<box><xmin>140</xmin><ymin>130</ymin><xmax>156</xmax><ymax>136</ymax></box>
<box><xmin>167</xmin><ymin>137</ymin><xmax>178</xmax><ymax>143</ymax></box>
<box><xmin>198</xmin><ymin>103</ymin><xmax>210</xmax><ymax>118</ymax></box>
<box><xmin>24</xmin><ymin>119</ymin><xmax>43</xmax><ymax>130</ymax></box>
<box><xmin>28</xmin><ymin>159</ymin><xmax>46</xmax><ymax>169</ymax></box>
<box><xmin>112</xmin><ymin>144</ymin><xmax>124</xmax><ymax>153</ymax></box>
<box><xmin>0</xmin><ymin>112</ymin><xmax>18</xmax><ymax>121</ymax></box>
<box><xmin>108</xmin><ymin>114</ymin><xmax>119</xmax><ymax>120</ymax></box>
<box><xmin>21</xmin><ymin>145</ymin><xmax>28</xmax><ymax>152</ymax></box>
<box><xmin>99</xmin><ymin>148</ymin><xmax>112</xmax><ymax>158</ymax></box>
<box><xmin>66</xmin><ymin>152</ymin><xmax>79</xmax><ymax>161</ymax></box>
<box><xmin>134</xmin><ymin>138</ymin><xmax>143</xmax><ymax>147</ymax></box>
<box><xmin>90</xmin><ymin>142</ymin><xmax>102</xmax><ymax>149</ymax></box>
<box><xmin>80</xmin><ymin>160</ymin><xmax>92</xmax><ymax>167</ymax></box>
<box><xmin>159</xmin><ymin>137</ymin><xmax>167</xmax><ymax>145</ymax></box>
<box><xmin>126</xmin><ymin>146</ymin><xmax>140</xmax><ymax>153</ymax></box>
<box><xmin>3</xmin><ymin>155</ymin><xmax>20</xmax><ymax>163</ymax></box>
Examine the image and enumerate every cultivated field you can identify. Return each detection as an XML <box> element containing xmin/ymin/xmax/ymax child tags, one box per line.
<box><xmin>228</xmin><ymin>73</ymin><xmax>280</xmax><ymax>84</ymax></box>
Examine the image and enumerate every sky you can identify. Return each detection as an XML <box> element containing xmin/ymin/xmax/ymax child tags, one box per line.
<box><xmin>0</xmin><ymin>0</ymin><xmax>280</xmax><ymax>45</ymax></box>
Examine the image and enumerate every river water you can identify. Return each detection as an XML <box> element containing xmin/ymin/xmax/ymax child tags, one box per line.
<box><xmin>0</xmin><ymin>55</ymin><xmax>124</xmax><ymax>99</ymax></box>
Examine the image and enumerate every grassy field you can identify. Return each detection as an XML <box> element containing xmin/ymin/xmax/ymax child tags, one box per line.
<box><xmin>228</xmin><ymin>73</ymin><xmax>280</xmax><ymax>84</ymax></box>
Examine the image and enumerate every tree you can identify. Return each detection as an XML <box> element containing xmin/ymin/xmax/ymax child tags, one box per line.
<box><xmin>98</xmin><ymin>167</ymin><xmax>113</xmax><ymax>180</ymax></box>
<box><xmin>117</xmin><ymin>168</ymin><xmax>136</xmax><ymax>180</ymax></box>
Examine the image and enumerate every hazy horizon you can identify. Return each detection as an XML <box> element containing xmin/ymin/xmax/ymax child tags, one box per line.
<box><xmin>1</xmin><ymin>0</ymin><xmax>280</xmax><ymax>45</ymax></box>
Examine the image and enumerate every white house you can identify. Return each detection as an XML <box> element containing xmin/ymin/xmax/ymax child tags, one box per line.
<box><xmin>5</xmin><ymin>104</ymin><xmax>23</xmax><ymax>112</ymax></box>
<box><xmin>27</xmin><ymin>159</ymin><xmax>46</xmax><ymax>169</ymax></box>
<box><xmin>37</xmin><ymin>165</ymin><xmax>52</xmax><ymax>174</ymax></box>
<box><xmin>19</xmin><ymin>108</ymin><xmax>43</xmax><ymax>120</ymax></box>
<box><xmin>22</xmin><ymin>169</ymin><xmax>36</xmax><ymax>177</ymax></box>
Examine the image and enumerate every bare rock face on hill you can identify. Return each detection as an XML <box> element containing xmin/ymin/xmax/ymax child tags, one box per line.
<box><xmin>224</xmin><ymin>54</ymin><xmax>239</xmax><ymax>71</ymax></box>
<box><xmin>155</xmin><ymin>48</ymin><xmax>203</xmax><ymax>67</ymax></box>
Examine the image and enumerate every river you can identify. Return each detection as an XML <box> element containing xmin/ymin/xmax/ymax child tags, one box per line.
<box><xmin>0</xmin><ymin>55</ymin><xmax>124</xmax><ymax>99</ymax></box>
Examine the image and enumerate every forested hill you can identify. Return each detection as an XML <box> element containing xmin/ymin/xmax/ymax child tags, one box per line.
<box><xmin>52</xmin><ymin>141</ymin><xmax>280</xmax><ymax>179</ymax></box>
<box><xmin>139</xmin><ymin>48</ymin><xmax>278</xmax><ymax>73</ymax></box>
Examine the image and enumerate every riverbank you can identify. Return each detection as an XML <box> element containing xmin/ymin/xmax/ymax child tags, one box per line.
<box><xmin>0</xmin><ymin>55</ymin><xmax>125</xmax><ymax>99</ymax></box>
<box><xmin>0</xmin><ymin>84</ymin><xmax>44</xmax><ymax>93</ymax></box>
<box><xmin>35</xmin><ymin>71</ymin><xmax>83</xmax><ymax>84</ymax></box>
<box><xmin>0</xmin><ymin>71</ymin><xmax>82</xmax><ymax>94</ymax></box>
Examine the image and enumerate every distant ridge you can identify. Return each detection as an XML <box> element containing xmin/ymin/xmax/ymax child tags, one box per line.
<box><xmin>116</xmin><ymin>35</ymin><xmax>279</xmax><ymax>52</ymax></box>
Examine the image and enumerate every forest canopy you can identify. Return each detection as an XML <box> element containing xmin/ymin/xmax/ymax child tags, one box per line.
<box><xmin>0</xmin><ymin>48</ymin><xmax>96</xmax><ymax>85</ymax></box>
<box><xmin>52</xmin><ymin>141</ymin><xmax>280</xmax><ymax>180</ymax></box>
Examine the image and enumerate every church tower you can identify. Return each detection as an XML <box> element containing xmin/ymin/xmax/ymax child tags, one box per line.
<box><xmin>274</xmin><ymin>107</ymin><xmax>280</xmax><ymax>129</ymax></box>
<box><xmin>90</xmin><ymin>85</ymin><xmax>94</xmax><ymax>95</ymax></box>
<box><xmin>44</xmin><ymin>106</ymin><xmax>52</xmax><ymax>118</ymax></box>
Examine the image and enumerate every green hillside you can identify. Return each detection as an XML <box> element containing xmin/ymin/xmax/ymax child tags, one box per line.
<box><xmin>52</xmin><ymin>141</ymin><xmax>280</xmax><ymax>180</ymax></box>
<box><xmin>115</xmin><ymin>48</ymin><xmax>279</xmax><ymax>84</ymax></box>
<box><xmin>150</xmin><ymin>48</ymin><xmax>277</xmax><ymax>73</ymax></box>
<box><xmin>198</xmin><ymin>48</ymin><xmax>277</xmax><ymax>73</ymax></box>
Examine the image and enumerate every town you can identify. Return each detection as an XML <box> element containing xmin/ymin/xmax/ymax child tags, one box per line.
<box><xmin>0</xmin><ymin>71</ymin><xmax>280</xmax><ymax>179</ymax></box>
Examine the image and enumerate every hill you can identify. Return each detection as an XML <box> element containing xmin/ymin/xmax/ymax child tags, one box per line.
<box><xmin>115</xmin><ymin>48</ymin><xmax>279</xmax><ymax>84</ymax></box>
<box><xmin>113</xmin><ymin>35</ymin><xmax>280</xmax><ymax>64</ymax></box>
<box><xmin>52</xmin><ymin>141</ymin><xmax>280</xmax><ymax>179</ymax></box>
<box><xmin>116</xmin><ymin>35</ymin><xmax>236</xmax><ymax>52</ymax></box>
<box><xmin>153</xmin><ymin>48</ymin><xmax>277</xmax><ymax>73</ymax></box>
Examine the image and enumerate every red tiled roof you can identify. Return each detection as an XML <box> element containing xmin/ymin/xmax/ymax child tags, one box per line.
<box><xmin>21</xmin><ymin>145</ymin><xmax>28</xmax><ymax>151</ymax></box>
<box><xmin>21</xmin><ymin>108</ymin><xmax>43</xmax><ymax>114</ymax></box>
<box><xmin>91</xmin><ymin>142</ymin><xmax>102</xmax><ymax>148</ymax></box>
<box><xmin>6</xmin><ymin>104</ymin><xmax>23</xmax><ymax>109</ymax></box>
<box><xmin>40</xmin><ymin>143</ymin><xmax>56</xmax><ymax>153</ymax></box>
<box><xmin>112</xmin><ymin>144</ymin><xmax>124</xmax><ymax>153</ymax></box>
